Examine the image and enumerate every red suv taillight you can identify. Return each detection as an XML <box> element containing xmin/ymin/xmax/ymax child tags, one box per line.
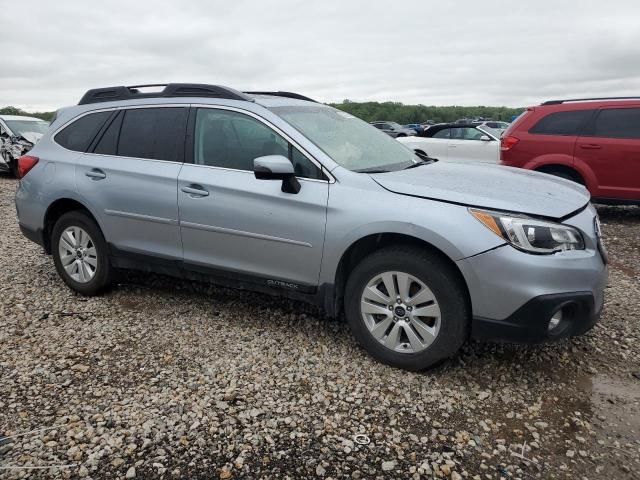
<box><xmin>500</xmin><ymin>135</ymin><xmax>520</xmax><ymax>152</ymax></box>
<box><xmin>17</xmin><ymin>155</ymin><xmax>39</xmax><ymax>178</ymax></box>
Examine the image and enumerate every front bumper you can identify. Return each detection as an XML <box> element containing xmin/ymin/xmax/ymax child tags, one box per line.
<box><xmin>456</xmin><ymin>205</ymin><xmax>607</xmax><ymax>344</ymax></box>
<box><xmin>472</xmin><ymin>291</ymin><xmax>601</xmax><ymax>343</ymax></box>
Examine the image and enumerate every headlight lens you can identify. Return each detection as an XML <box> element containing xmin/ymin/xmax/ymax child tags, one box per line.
<box><xmin>470</xmin><ymin>208</ymin><xmax>585</xmax><ymax>254</ymax></box>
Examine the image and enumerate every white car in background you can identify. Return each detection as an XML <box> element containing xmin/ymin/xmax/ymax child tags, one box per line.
<box><xmin>0</xmin><ymin>115</ymin><xmax>49</xmax><ymax>176</ymax></box>
<box><xmin>397</xmin><ymin>123</ymin><xmax>501</xmax><ymax>164</ymax></box>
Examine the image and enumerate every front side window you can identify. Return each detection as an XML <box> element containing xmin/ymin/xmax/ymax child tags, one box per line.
<box><xmin>432</xmin><ymin>128</ymin><xmax>451</xmax><ymax>139</ymax></box>
<box><xmin>55</xmin><ymin>111</ymin><xmax>112</xmax><ymax>152</ymax></box>
<box><xmin>529</xmin><ymin>110</ymin><xmax>594</xmax><ymax>136</ymax></box>
<box><xmin>591</xmin><ymin>108</ymin><xmax>640</xmax><ymax>139</ymax></box>
<box><xmin>117</xmin><ymin>108</ymin><xmax>187</xmax><ymax>162</ymax></box>
<box><xmin>194</xmin><ymin>108</ymin><xmax>324</xmax><ymax>179</ymax></box>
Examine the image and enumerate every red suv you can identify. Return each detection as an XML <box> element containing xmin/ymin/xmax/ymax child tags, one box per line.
<box><xmin>500</xmin><ymin>97</ymin><xmax>640</xmax><ymax>204</ymax></box>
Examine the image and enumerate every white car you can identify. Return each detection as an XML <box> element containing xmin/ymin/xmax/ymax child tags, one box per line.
<box><xmin>0</xmin><ymin>115</ymin><xmax>49</xmax><ymax>175</ymax></box>
<box><xmin>397</xmin><ymin>123</ymin><xmax>501</xmax><ymax>164</ymax></box>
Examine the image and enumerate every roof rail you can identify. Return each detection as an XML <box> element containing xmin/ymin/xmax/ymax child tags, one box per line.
<box><xmin>541</xmin><ymin>96</ymin><xmax>640</xmax><ymax>106</ymax></box>
<box><xmin>244</xmin><ymin>91</ymin><xmax>318</xmax><ymax>103</ymax></box>
<box><xmin>78</xmin><ymin>83</ymin><xmax>253</xmax><ymax>105</ymax></box>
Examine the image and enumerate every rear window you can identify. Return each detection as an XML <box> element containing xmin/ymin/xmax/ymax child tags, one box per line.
<box><xmin>55</xmin><ymin>111</ymin><xmax>112</xmax><ymax>152</ymax></box>
<box><xmin>529</xmin><ymin>110</ymin><xmax>594</xmax><ymax>136</ymax></box>
<box><xmin>116</xmin><ymin>107</ymin><xmax>188</xmax><ymax>162</ymax></box>
<box><xmin>590</xmin><ymin>108</ymin><xmax>640</xmax><ymax>139</ymax></box>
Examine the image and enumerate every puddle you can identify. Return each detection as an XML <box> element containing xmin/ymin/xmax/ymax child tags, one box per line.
<box><xmin>577</xmin><ymin>374</ymin><xmax>640</xmax><ymax>439</ymax></box>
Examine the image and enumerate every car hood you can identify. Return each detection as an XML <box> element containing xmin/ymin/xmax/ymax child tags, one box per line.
<box><xmin>371</xmin><ymin>162</ymin><xmax>590</xmax><ymax>219</ymax></box>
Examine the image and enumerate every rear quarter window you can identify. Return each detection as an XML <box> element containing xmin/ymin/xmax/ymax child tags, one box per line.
<box><xmin>528</xmin><ymin>110</ymin><xmax>594</xmax><ymax>136</ymax></box>
<box><xmin>54</xmin><ymin>111</ymin><xmax>112</xmax><ymax>152</ymax></box>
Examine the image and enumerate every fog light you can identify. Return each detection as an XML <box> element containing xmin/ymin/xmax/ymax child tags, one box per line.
<box><xmin>548</xmin><ymin>309</ymin><xmax>563</xmax><ymax>332</ymax></box>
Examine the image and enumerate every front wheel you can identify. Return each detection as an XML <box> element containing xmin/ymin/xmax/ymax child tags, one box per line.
<box><xmin>345</xmin><ymin>246</ymin><xmax>469</xmax><ymax>371</ymax></box>
<box><xmin>51</xmin><ymin>211</ymin><xmax>113</xmax><ymax>295</ymax></box>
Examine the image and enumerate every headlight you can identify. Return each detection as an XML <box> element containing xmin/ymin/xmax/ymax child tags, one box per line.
<box><xmin>470</xmin><ymin>208</ymin><xmax>585</xmax><ymax>254</ymax></box>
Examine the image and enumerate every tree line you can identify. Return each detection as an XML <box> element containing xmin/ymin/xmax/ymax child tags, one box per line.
<box><xmin>2</xmin><ymin>101</ymin><xmax>524</xmax><ymax>125</ymax></box>
<box><xmin>0</xmin><ymin>106</ymin><xmax>55</xmax><ymax>122</ymax></box>
<box><xmin>330</xmin><ymin>100</ymin><xmax>524</xmax><ymax>124</ymax></box>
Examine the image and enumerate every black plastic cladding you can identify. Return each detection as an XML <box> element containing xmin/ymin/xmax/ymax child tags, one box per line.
<box><xmin>78</xmin><ymin>84</ymin><xmax>254</xmax><ymax>105</ymax></box>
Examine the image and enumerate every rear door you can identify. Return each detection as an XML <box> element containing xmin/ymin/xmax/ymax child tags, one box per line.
<box><xmin>71</xmin><ymin>106</ymin><xmax>187</xmax><ymax>261</ymax></box>
<box><xmin>177</xmin><ymin>106</ymin><xmax>329</xmax><ymax>290</ymax></box>
<box><xmin>576</xmin><ymin>106</ymin><xmax>640</xmax><ymax>200</ymax></box>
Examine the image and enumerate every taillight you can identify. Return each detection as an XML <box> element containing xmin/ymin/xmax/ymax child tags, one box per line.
<box><xmin>17</xmin><ymin>155</ymin><xmax>39</xmax><ymax>178</ymax></box>
<box><xmin>500</xmin><ymin>135</ymin><xmax>520</xmax><ymax>152</ymax></box>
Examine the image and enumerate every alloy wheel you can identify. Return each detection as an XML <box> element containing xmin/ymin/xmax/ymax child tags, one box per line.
<box><xmin>360</xmin><ymin>271</ymin><xmax>441</xmax><ymax>353</ymax></box>
<box><xmin>58</xmin><ymin>226</ymin><xmax>98</xmax><ymax>283</ymax></box>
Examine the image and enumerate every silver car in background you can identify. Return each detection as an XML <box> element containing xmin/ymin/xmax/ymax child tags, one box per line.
<box><xmin>15</xmin><ymin>84</ymin><xmax>607</xmax><ymax>370</ymax></box>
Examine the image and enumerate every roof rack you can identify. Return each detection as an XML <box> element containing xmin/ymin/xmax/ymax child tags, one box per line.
<box><xmin>78</xmin><ymin>83</ymin><xmax>253</xmax><ymax>105</ymax></box>
<box><xmin>244</xmin><ymin>91</ymin><xmax>318</xmax><ymax>103</ymax></box>
<box><xmin>541</xmin><ymin>96</ymin><xmax>640</xmax><ymax>106</ymax></box>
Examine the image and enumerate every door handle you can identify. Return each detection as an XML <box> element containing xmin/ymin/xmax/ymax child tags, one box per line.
<box><xmin>85</xmin><ymin>169</ymin><xmax>106</xmax><ymax>180</ymax></box>
<box><xmin>580</xmin><ymin>143</ymin><xmax>602</xmax><ymax>149</ymax></box>
<box><xmin>448</xmin><ymin>145</ymin><xmax>457</xmax><ymax>148</ymax></box>
<box><xmin>181</xmin><ymin>185</ymin><xmax>209</xmax><ymax>197</ymax></box>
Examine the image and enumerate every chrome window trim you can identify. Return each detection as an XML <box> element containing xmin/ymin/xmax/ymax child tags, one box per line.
<box><xmin>191</xmin><ymin>103</ymin><xmax>335</xmax><ymax>183</ymax></box>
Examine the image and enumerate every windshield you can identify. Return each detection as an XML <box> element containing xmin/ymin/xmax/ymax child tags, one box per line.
<box><xmin>5</xmin><ymin>119</ymin><xmax>49</xmax><ymax>137</ymax></box>
<box><xmin>270</xmin><ymin>105</ymin><xmax>418</xmax><ymax>172</ymax></box>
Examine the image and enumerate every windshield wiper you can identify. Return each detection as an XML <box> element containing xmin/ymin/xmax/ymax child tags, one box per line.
<box><xmin>355</xmin><ymin>168</ymin><xmax>390</xmax><ymax>174</ymax></box>
<box><xmin>402</xmin><ymin>158</ymin><xmax>436</xmax><ymax>170</ymax></box>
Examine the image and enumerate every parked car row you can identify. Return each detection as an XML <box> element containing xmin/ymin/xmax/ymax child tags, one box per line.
<box><xmin>370</xmin><ymin>121</ymin><xmax>417</xmax><ymax>137</ymax></box>
<box><xmin>14</xmin><ymin>83</ymin><xmax>608</xmax><ymax>371</ymax></box>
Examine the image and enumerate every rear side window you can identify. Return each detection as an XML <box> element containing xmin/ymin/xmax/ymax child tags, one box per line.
<box><xmin>529</xmin><ymin>110</ymin><xmax>594</xmax><ymax>136</ymax></box>
<box><xmin>117</xmin><ymin>108</ymin><xmax>187</xmax><ymax>162</ymax></box>
<box><xmin>55</xmin><ymin>111</ymin><xmax>112</xmax><ymax>152</ymax></box>
<box><xmin>93</xmin><ymin>111</ymin><xmax>123</xmax><ymax>155</ymax></box>
<box><xmin>591</xmin><ymin>108</ymin><xmax>640</xmax><ymax>139</ymax></box>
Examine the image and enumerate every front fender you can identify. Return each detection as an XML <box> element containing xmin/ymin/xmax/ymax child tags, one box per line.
<box><xmin>319</xmin><ymin>183</ymin><xmax>505</xmax><ymax>286</ymax></box>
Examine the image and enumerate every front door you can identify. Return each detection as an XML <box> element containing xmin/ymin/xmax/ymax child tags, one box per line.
<box><xmin>178</xmin><ymin>107</ymin><xmax>329</xmax><ymax>290</ymax></box>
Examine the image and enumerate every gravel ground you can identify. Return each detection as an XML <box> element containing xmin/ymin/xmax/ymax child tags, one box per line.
<box><xmin>0</xmin><ymin>175</ymin><xmax>638</xmax><ymax>480</ymax></box>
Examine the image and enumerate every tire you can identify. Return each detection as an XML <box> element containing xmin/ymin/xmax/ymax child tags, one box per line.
<box><xmin>543</xmin><ymin>169</ymin><xmax>583</xmax><ymax>185</ymax></box>
<box><xmin>345</xmin><ymin>246</ymin><xmax>469</xmax><ymax>371</ymax></box>
<box><xmin>51</xmin><ymin>211</ymin><xmax>113</xmax><ymax>295</ymax></box>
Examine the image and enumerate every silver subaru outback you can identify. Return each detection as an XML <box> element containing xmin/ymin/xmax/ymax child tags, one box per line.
<box><xmin>15</xmin><ymin>84</ymin><xmax>608</xmax><ymax>370</ymax></box>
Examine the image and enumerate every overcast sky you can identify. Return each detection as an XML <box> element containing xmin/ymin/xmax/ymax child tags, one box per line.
<box><xmin>2</xmin><ymin>0</ymin><xmax>640</xmax><ymax>111</ymax></box>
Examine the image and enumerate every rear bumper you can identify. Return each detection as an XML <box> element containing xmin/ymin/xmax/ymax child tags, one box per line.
<box><xmin>472</xmin><ymin>291</ymin><xmax>600</xmax><ymax>343</ymax></box>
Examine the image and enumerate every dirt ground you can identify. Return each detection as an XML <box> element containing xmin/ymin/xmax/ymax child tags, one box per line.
<box><xmin>0</xmin><ymin>176</ymin><xmax>638</xmax><ymax>479</ymax></box>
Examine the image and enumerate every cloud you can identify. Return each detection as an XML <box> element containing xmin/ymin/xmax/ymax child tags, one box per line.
<box><xmin>1</xmin><ymin>0</ymin><xmax>639</xmax><ymax>110</ymax></box>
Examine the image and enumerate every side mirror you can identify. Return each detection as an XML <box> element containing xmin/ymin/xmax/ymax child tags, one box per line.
<box><xmin>253</xmin><ymin>155</ymin><xmax>301</xmax><ymax>194</ymax></box>
<box><xmin>479</xmin><ymin>135</ymin><xmax>492</xmax><ymax>142</ymax></box>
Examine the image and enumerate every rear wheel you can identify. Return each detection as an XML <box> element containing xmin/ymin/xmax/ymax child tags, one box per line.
<box><xmin>51</xmin><ymin>211</ymin><xmax>113</xmax><ymax>295</ymax></box>
<box><xmin>344</xmin><ymin>246</ymin><xmax>469</xmax><ymax>371</ymax></box>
